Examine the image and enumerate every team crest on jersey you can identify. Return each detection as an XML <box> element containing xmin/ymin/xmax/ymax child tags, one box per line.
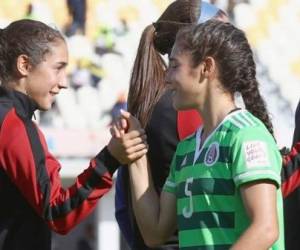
<box><xmin>204</xmin><ymin>142</ymin><xmax>220</xmax><ymax>166</ymax></box>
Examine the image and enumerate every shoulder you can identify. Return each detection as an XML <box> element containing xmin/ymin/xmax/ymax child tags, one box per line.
<box><xmin>227</xmin><ymin>110</ymin><xmax>274</xmax><ymax>143</ymax></box>
<box><xmin>227</xmin><ymin>110</ymin><xmax>262</xmax><ymax>130</ymax></box>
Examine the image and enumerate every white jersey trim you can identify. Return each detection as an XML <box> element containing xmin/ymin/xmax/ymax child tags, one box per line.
<box><xmin>240</xmin><ymin>112</ymin><xmax>256</xmax><ymax>126</ymax></box>
<box><xmin>234</xmin><ymin>169</ymin><xmax>280</xmax><ymax>184</ymax></box>
<box><xmin>193</xmin><ymin>109</ymin><xmax>246</xmax><ymax>164</ymax></box>
<box><xmin>165</xmin><ymin>180</ymin><xmax>176</xmax><ymax>188</ymax></box>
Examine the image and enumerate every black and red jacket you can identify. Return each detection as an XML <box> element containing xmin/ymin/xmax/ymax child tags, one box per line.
<box><xmin>281</xmin><ymin>100</ymin><xmax>300</xmax><ymax>250</ymax></box>
<box><xmin>0</xmin><ymin>87</ymin><xmax>119</xmax><ymax>250</ymax></box>
<box><xmin>282</xmin><ymin>143</ymin><xmax>300</xmax><ymax>198</ymax></box>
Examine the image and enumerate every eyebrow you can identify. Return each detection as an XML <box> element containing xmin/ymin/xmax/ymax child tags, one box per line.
<box><xmin>56</xmin><ymin>62</ymin><xmax>68</xmax><ymax>67</ymax></box>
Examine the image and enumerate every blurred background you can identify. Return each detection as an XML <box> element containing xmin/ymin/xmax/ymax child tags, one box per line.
<box><xmin>0</xmin><ymin>0</ymin><xmax>299</xmax><ymax>249</ymax></box>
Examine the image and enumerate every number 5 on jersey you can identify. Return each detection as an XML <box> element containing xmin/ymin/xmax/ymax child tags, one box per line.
<box><xmin>183</xmin><ymin>177</ymin><xmax>194</xmax><ymax>218</ymax></box>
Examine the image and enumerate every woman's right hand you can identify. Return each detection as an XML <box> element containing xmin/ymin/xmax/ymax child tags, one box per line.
<box><xmin>108</xmin><ymin>110</ymin><xmax>148</xmax><ymax>164</ymax></box>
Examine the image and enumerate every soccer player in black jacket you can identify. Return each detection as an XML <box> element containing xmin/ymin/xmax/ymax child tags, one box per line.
<box><xmin>0</xmin><ymin>19</ymin><xmax>147</xmax><ymax>250</ymax></box>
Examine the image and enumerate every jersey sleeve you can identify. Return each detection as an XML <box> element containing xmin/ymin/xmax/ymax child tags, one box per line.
<box><xmin>231</xmin><ymin>127</ymin><xmax>282</xmax><ymax>188</ymax></box>
<box><xmin>0</xmin><ymin>110</ymin><xmax>119</xmax><ymax>234</ymax></box>
<box><xmin>163</xmin><ymin>153</ymin><xmax>177</xmax><ymax>194</ymax></box>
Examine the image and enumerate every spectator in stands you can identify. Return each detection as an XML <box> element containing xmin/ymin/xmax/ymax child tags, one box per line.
<box><xmin>114</xmin><ymin>1</ymin><xmax>228</xmax><ymax>249</ymax></box>
<box><xmin>0</xmin><ymin>19</ymin><xmax>147</xmax><ymax>250</ymax></box>
<box><xmin>65</xmin><ymin>0</ymin><xmax>87</xmax><ymax>37</ymax></box>
<box><xmin>24</xmin><ymin>3</ymin><xmax>34</xmax><ymax>19</ymax></box>
<box><xmin>110</xmin><ymin>92</ymin><xmax>127</xmax><ymax>124</ymax></box>
<box><xmin>227</xmin><ymin>0</ymin><xmax>237</xmax><ymax>21</ymax></box>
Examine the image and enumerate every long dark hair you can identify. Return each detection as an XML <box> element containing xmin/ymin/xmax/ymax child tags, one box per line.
<box><xmin>0</xmin><ymin>19</ymin><xmax>64</xmax><ymax>84</ymax></box>
<box><xmin>128</xmin><ymin>0</ymin><xmax>202</xmax><ymax>127</ymax></box>
<box><xmin>176</xmin><ymin>20</ymin><xmax>274</xmax><ymax>136</ymax></box>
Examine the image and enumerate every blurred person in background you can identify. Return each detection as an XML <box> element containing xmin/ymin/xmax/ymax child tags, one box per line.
<box><xmin>114</xmin><ymin>1</ymin><xmax>228</xmax><ymax>249</ymax></box>
<box><xmin>0</xmin><ymin>19</ymin><xmax>147</xmax><ymax>250</ymax></box>
<box><xmin>110</xmin><ymin>92</ymin><xmax>127</xmax><ymax>124</ymax></box>
<box><xmin>65</xmin><ymin>0</ymin><xmax>87</xmax><ymax>37</ymax></box>
<box><xmin>24</xmin><ymin>3</ymin><xmax>34</xmax><ymax>19</ymax></box>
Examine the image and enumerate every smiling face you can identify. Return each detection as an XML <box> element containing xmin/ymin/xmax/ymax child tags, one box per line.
<box><xmin>165</xmin><ymin>41</ymin><xmax>205</xmax><ymax>111</ymax></box>
<box><xmin>23</xmin><ymin>39</ymin><xmax>68</xmax><ymax>110</ymax></box>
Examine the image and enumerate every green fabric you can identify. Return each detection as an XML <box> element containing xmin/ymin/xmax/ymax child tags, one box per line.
<box><xmin>163</xmin><ymin>110</ymin><xmax>284</xmax><ymax>249</ymax></box>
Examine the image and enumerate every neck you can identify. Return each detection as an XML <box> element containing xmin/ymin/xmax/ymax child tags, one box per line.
<box><xmin>198</xmin><ymin>90</ymin><xmax>236</xmax><ymax>139</ymax></box>
<box><xmin>4</xmin><ymin>80</ymin><xmax>27</xmax><ymax>94</ymax></box>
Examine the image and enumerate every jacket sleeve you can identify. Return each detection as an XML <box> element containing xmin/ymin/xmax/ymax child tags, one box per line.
<box><xmin>0</xmin><ymin>109</ymin><xmax>119</xmax><ymax>234</ymax></box>
<box><xmin>281</xmin><ymin>142</ymin><xmax>300</xmax><ymax>198</ymax></box>
<box><xmin>292</xmin><ymin>100</ymin><xmax>300</xmax><ymax>146</ymax></box>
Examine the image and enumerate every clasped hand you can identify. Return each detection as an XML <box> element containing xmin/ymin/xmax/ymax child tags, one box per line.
<box><xmin>108</xmin><ymin>110</ymin><xmax>148</xmax><ymax>164</ymax></box>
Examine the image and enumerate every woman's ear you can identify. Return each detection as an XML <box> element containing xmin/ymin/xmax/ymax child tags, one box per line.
<box><xmin>202</xmin><ymin>56</ymin><xmax>216</xmax><ymax>79</ymax></box>
<box><xmin>16</xmin><ymin>54</ymin><xmax>31</xmax><ymax>77</ymax></box>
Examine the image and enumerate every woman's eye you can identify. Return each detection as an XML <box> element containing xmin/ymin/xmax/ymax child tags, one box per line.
<box><xmin>56</xmin><ymin>66</ymin><xmax>64</xmax><ymax>72</ymax></box>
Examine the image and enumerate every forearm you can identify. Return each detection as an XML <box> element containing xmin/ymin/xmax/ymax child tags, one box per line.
<box><xmin>44</xmin><ymin>146</ymin><xmax>120</xmax><ymax>234</ymax></box>
<box><xmin>113</xmin><ymin>109</ymin><xmax>175</xmax><ymax>245</ymax></box>
<box><xmin>231</xmin><ymin>221</ymin><xmax>278</xmax><ymax>250</ymax></box>
<box><xmin>128</xmin><ymin>156</ymin><xmax>165</xmax><ymax>246</ymax></box>
<box><xmin>2</xmin><ymin>136</ymin><xmax>119</xmax><ymax>234</ymax></box>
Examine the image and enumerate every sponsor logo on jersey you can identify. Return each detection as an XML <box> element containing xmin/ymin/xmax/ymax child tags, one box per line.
<box><xmin>243</xmin><ymin>140</ymin><xmax>270</xmax><ymax>168</ymax></box>
<box><xmin>204</xmin><ymin>142</ymin><xmax>220</xmax><ymax>166</ymax></box>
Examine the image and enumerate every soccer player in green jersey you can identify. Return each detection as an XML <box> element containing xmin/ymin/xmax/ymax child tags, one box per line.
<box><xmin>113</xmin><ymin>20</ymin><xmax>284</xmax><ymax>249</ymax></box>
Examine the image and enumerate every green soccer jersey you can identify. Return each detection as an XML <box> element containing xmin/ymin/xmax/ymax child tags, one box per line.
<box><xmin>163</xmin><ymin>110</ymin><xmax>284</xmax><ymax>250</ymax></box>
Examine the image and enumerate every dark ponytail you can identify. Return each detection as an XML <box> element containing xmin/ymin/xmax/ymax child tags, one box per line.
<box><xmin>176</xmin><ymin>20</ymin><xmax>274</xmax><ymax>137</ymax></box>
<box><xmin>238</xmin><ymin>70</ymin><xmax>274</xmax><ymax>137</ymax></box>
<box><xmin>127</xmin><ymin>0</ymin><xmax>204</xmax><ymax>128</ymax></box>
<box><xmin>227</xmin><ymin>46</ymin><xmax>274</xmax><ymax>137</ymax></box>
<box><xmin>128</xmin><ymin>25</ymin><xmax>166</xmax><ymax>128</ymax></box>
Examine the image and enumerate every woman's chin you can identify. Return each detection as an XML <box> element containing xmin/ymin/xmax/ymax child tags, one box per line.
<box><xmin>37</xmin><ymin>102</ymin><xmax>52</xmax><ymax>111</ymax></box>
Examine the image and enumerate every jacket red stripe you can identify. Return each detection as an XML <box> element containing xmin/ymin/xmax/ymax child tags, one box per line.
<box><xmin>0</xmin><ymin>108</ymin><xmax>118</xmax><ymax>234</ymax></box>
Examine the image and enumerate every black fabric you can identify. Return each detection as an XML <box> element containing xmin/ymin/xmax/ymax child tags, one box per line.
<box><xmin>292</xmin><ymin>100</ymin><xmax>300</xmax><ymax>147</ymax></box>
<box><xmin>0</xmin><ymin>87</ymin><xmax>119</xmax><ymax>249</ymax></box>
<box><xmin>146</xmin><ymin>90</ymin><xmax>178</xmax><ymax>193</ymax></box>
<box><xmin>0</xmin><ymin>88</ymin><xmax>14</xmax><ymax>124</ymax></box>
<box><xmin>284</xmin><ymin>187</ymin><xmax>300</xmax><ymax>250</ymax></box>
<box><xmin>123</xmin><ymin>90</ymin><xmax>179</xmax><ymax>250</ymax></box>
<box><xmin>283</xmin><ymin>99</ymin><xmax>300</xmax><ymax>250</ymax></box>
<box><xmin>0</xmin><ymin>171</ymin><xmax>51</xmax><ymax>250</ymax></box>
<box><xmin>95</xmin><ymin>146</ymin><xmax>120</xmax><ymax>176</ymax></box>
<box><xmin>20</xmin><ymin>116</ymin><xmax>51</xmax><ymax>218</ymax></box>
<box><xmin>0</xmin><ymin>87</ymin><xmax>52</xmax><ymax>250</ymax></box>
